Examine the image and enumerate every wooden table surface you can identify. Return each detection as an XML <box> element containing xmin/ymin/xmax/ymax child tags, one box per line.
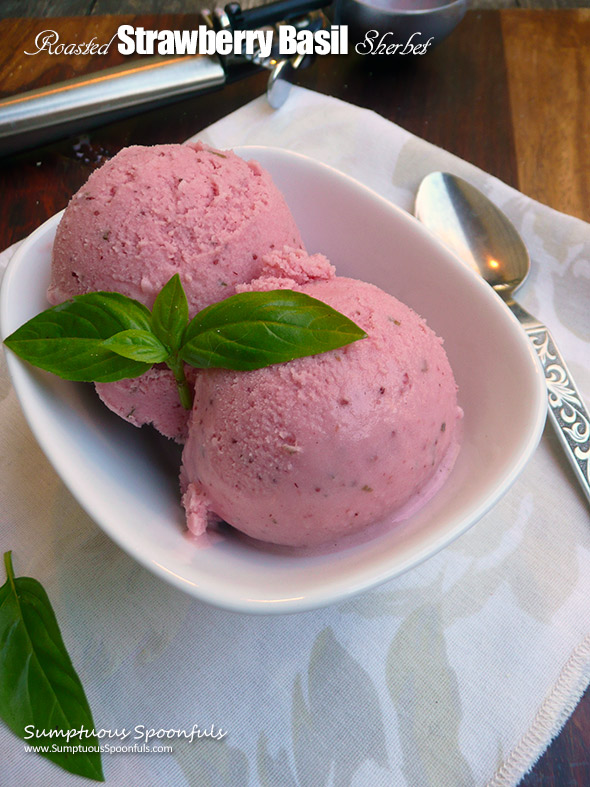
<box><xmin>1</xmin><ymin>10</ymin><xmax>589</xmax><ymax>785</ymax></box>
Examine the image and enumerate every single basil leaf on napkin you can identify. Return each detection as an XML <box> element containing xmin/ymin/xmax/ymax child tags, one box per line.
<box><xmin>180</xmin><ymin>290</ymin><xmax>367</xmax><ymax>370</ymax></box>
<box><xmin>151</xmin><ymin>273</ymin><xmax>189</xmax><ymax>352</ymax></box>
<box><xmin>4</xmin><ymin>292</ymin><xmax>153</xmax><ymax>382</ymax></box>
<box><xmin>0</xmin><ymin>552</ymin><xmax>104</xmax><ymax>782</ymax></box>
<box><xmin>102</xmin><ymin>329</ymin><xmax>169</xmax><ymax>364</ymax></box>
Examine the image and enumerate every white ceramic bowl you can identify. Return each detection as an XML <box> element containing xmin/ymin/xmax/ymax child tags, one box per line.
<box><xmin>0</xmin><ymin>147</ymin><xmax>546</xmax><ymax>614</ymax></box>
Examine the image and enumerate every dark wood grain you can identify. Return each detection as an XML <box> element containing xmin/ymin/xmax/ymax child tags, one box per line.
<box><xmin>2</xmin><ymin>0</ymin><xmax>590</xmax><ymax>18</ymax></box>
<box><xmin>0</xmin><ymin>10</ymin><xmax>588</xmax><ymax>786</ymax></box>
<box><xmin>1</xmin><ymin>0</ymin><xmax>93</xmax><ymax>17</ymax></box>
<box><xmin>502</xmin><ymin>8</ymin><xmax>590</xmax><ymax>220</ymax></box>
<box><xmin>522</xmin><ymin>684</ymin><xmax>590</xmax><ymax>786</ymax></box>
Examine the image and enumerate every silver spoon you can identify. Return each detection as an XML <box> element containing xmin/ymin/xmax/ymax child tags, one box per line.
<box><xmin>415</xmin><ymin>171</ymin><xmax>590</xmax><ymax>505</ymax></box>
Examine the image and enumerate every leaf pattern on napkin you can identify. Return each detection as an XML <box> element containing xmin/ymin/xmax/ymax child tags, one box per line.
<box><xmin>257</xmin><ymin>732</ymin><xmax>298</xmax><ymax>787</ymax></box>
<box><xmin>1</xmin><ymin>405</ymin><xmax>63</xmax><ymax>545</ymax></box>
<box><xmin>0</xmin><ymin>264</ymin><xmax>14</xmax><ymax>403</ymax></box>
<box><xmin>338</xmin><ymin>585</ymin><xmax>434</xmax><ymax>619</ymax></box>
<box><xmin>386</xmin><ymin>604</ymin><xmax>475</xmax><ymax>787</ymax></box>
<box><xmin>445</xmin><ymin>491</ymin><xmax>580</xmax><ymax>626</ymax></box>
<box><xmin>292</xmin><ymin>672</ymin><xmax>328</xmax><ymax>787</ymax></box>
<box><xmin>502</xmin><ymin>488</ymin><xmax>581</xmax><ymax>624</ymax></box>
<box><xmin>531</xmin><ymin>209</ymin><xmax>581</xmax><ymax>267</ymax></box>
<box><xmin>0</xmin><ymin>345</ymin><xmax>12</xmax><ymax>403</ymax></box>
<box><xmin>173</xmin><ymin>738</ymin><xmax>249</xmax><ymax>787</ymax></box>
<box><xmin>292</xmin><ymin>627</ymin><xmax>388</xmax><ymax>787</ymax></box>
<box><xmin>48</xmin><ymin>489</ymin><xmax>191</xmax><ymax>674</ymax></box>
<box><xmin>525</xmin><ymin>209</ymin><xmax>590</xmax><ymax>341</ymax></box>
<box><xmin>552</xmin><ymin>250</ymin><xmax>590</xmax><ymax>342</ymax></box>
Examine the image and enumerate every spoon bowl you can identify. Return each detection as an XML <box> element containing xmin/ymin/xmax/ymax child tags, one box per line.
<box><xmin>415</xmin><ymin>172</ymin><xmax>530</xmax><ymax>297</ymax></box>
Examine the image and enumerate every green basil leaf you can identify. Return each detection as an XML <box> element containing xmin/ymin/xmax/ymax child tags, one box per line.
<box><xmin>0</xmin><ymin>552</ymin><xmax>104</xmax><ymax>782</ymax></box>
<box><xmin>180</xmin><ymin>290</ymin><xmax>366</xmax><ymax>371</ymax></box>
<box><xmin>102</xmin><ymin>329</ymin><xmax>169</xmax><ymax>364</ymax></box>
<box><xmin>151</xmin><ymin>273</ymin><xmax>189</xmax><ymax>352</ymax></box>
<box><xmin>4</xmin><ymin>292</ymin><xmax>153</xmax><ymax>382</ymax></box>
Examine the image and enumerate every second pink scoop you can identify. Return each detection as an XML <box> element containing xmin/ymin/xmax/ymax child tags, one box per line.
<box><xmin>181</xmin><ymin>275</ymin><xmax>462</xmax><ymax>547</ymax></box>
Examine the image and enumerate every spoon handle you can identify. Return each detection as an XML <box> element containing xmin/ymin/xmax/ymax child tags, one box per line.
<box><xmin>509</xmin><ymin>303</ymin><xmax>590</xmax><ymax>504</ymax></box>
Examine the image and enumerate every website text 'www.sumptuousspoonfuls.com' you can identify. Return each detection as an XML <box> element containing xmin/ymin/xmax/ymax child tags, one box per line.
<box><xmin>22</xmin><ymin>723</ymin><xmax>227</xmax><ymax>756</ymax></box>
<box><xmin>25</xmin><ymin>742</ymin><xmax>174</xmax><ymax>755</ymax></box>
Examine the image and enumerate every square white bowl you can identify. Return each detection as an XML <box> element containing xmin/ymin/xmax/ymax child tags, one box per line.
<box><xmin>0</xmin><ymin>146</ymin><xmax>546</xmax><ymax>613</ymax></box>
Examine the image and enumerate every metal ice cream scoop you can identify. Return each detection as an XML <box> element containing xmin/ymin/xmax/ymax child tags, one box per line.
<box><xmin>416</xmin><ymin>171</ymin><xmax>590</xmax><ymax>505</ymax></box>
<box><xmin>0</xmin><ymin>0</ymin><xmax>328</xmax><ymax>156</ymax></box>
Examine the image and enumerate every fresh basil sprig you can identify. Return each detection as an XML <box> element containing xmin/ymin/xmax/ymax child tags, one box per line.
<box><xmin>0</xmin><ymin>552</ymin><xmax>104</xmax><ymax>781</ymax></box>
<box><xmin>4</xmin><ymin>275</ymin><xmax>366</xmax><ymax>410</ymax></box>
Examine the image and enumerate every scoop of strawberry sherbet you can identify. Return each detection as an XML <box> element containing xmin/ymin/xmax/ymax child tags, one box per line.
<box><xmin>180</xmin><ymin>276</ymin><xmax>462</xmax><ymax>546</ymax></box>
<box><xmin>48</xmin><ymin>143</ymin><xmax>306</xmax><ymax>441</ymax></box>
<box><xmin>49</xmin><ymin>142</ymin><xmax>302</xmax><ymax>313</ymax></box>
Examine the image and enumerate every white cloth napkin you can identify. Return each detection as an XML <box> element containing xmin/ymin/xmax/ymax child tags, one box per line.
<box><xmin>2</xmin><ymin>86</ymin><xmax>589</xmax><ymax>787</ymax></box>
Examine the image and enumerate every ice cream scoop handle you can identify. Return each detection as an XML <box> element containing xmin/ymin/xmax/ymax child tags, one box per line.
<box><xmin>0</xmin><ymin>55</ymin><xmax>226</xmax><ymax>156</ymax></box>
<box><xmin>523</xmin><ymin>320</ymin><xmax>590</xmax><ymax>505</ymax></box>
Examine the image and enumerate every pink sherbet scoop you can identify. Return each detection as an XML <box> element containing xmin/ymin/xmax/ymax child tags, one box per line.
<box><xmin>48</xmin><ymin>142</ymin><xmax>302</xmax><ymax>313</ymax></box>
<box><xmin>180</xmin><ymin>276</ymin><xmax>462</xmax><ymax>547</ymax></box>
<box><xmin>48</xmin><ymin>142</ymin><xmax>304</xmax><ymax>441</ymax></box>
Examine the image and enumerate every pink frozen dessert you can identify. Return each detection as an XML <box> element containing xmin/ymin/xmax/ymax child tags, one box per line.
<box><xmin>95</xmin><ymin>367</ymin><xmax>198</xmax><ymax>443</ymax></box>
<box><xmin>180</xmin><ymin>275</ymin><xmax>462</xmax><ymax>548</ymax></box>
<box><xmin>48</xmin><ymin>142</ymin><xmax>303</xmax><ymax>441</ymax></box>
<box><xmin>49</xmin><ymin>142</ymin><xmax>302</xmax><ymax>311</ymax></box>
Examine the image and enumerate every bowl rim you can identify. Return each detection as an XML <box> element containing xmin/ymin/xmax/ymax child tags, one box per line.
<box><xmin>1</xmin><ymin>145</ymin><xmax>548</xmax><ymax>614</ymax></box>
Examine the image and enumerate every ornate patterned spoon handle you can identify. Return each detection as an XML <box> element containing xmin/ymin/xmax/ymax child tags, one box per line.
<box><xmin>507</xmin><ymin>298</ymin><xmax>590</xmax><ymax>505</ymax></box>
